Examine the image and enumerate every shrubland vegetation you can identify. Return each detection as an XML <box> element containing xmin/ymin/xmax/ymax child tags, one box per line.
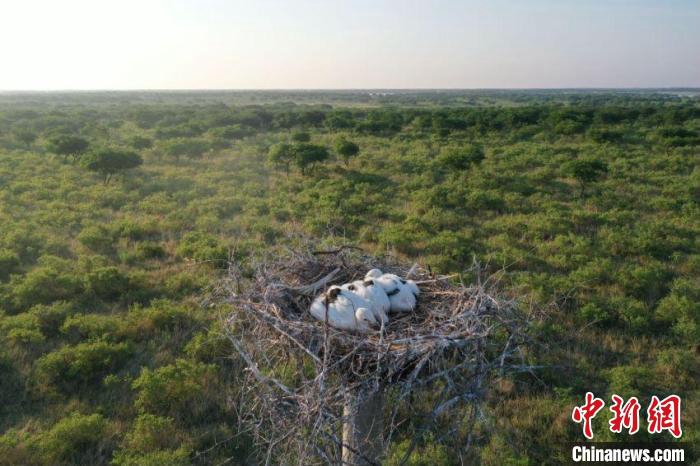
<box><xmin>0</xmin><ymin>90</ymin><xmax>698</xmax><ymax>464</ymax></box>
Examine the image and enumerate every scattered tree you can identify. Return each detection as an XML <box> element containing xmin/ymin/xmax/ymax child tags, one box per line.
<box><xmin>14</xmin><ymin>129</ymin><xmax>37</xmax><ymax>148</ymax></box>
<box><xmin>293</xmin><ymin>143</ymin><xmax>329</xmax><ymax>175</ymax></box>
<box><xmin>589</xmin><ymin>128</ymin><xmax>624</xmax><ymax>144</ymax></box>
<box><xmin>291</xmin><ymin>131</ymin><xmax>311</xmax><ymax>143</ymax></box>
<box><xmin>162</xmin><ymin>138</ymin><xmax>210</xmax><ymax>161</ymax></box>
<box><xmin>129</xmin><ymin>136</ymin><xmax>153</xmax><ymax>150</ymax></box>
<box><xmin>81</xmin><ymin>149</ymin><xmax>143</xmax><ymax>184</ymax></box>
<box><xmin>46</xmin><ymin>135</ymin><xmax>90</xmax><ymax>162</ymax></box>
<box><xmin>268</xmin><ymin>143</ymin><xmax>295</xmax><ymax>174</ymax></box>
<box><xmin>437</xmin><ymin>143</ymin><xmax>485</xmax><ymax>171</ymax></box>
<box><xmin>565</xmin><ymin>158</ymin><xmax>608</xmax><ymax>197</ymax></box>
<box><xmin>335</xmin><ymin>138</ymin><xmax>360</xmax><ymax>166</ymax></box>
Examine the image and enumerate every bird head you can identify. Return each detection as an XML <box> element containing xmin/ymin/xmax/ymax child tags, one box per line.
<box><xmin>326</xmin><ymin>286</ymin><xmax>342</xmax><ymax>302</ymax></box>
<box><xmin>355</xmin><ymin>308</ymin><xmax>379</xmax><ymax>330</ymax></box>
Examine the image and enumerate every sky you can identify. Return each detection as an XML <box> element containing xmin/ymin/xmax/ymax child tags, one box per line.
<box><xmin>0</xmin><ymin>0</ymin><xmax>698</xmax><ymax>90</ymax></box>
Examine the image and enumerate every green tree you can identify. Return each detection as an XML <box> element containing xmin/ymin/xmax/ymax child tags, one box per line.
<box><xmin>163</xmin><ymin>138</ymin><xmax>210</xmax><ymax>160</ymax></box>
<box><xmin>293</xmin><ymin>143</ymin><xmax>329</xmax><ymax>175</ymax></box>
<box><xmin>291</xmin><ymin>131</ymin><xmax>311</xmax><ymax>142</ymax></box>
<box><xmin>588</xmin><ymin>128</ymin><xmax>624</xmax><ymax>144</ymax></box>
<box><xmin>437</xmin><ymin>143</ymin><xmax>485</xmax><ymax>171</ymax></box>
<box><xmin>14</xmin><ymin>129</ymin><xmax>37</xmax><ymax>148</ymax></box>
<box><xmin>81</xmin><ymin>148</ymin><xmax>143</xmax><ymax>183</ymax></box>
<box><xmin>565</xmin><ymin>158</ymin><xmax>608</xmax><ymax>197</ymax></box>
<box><xmin>268</xmin><ymin>142</ymin><xmax>295</xmax><ymax>174</ymax></box>
<box><xmin>129</xmin><ymin>135</ymin><xmax>153</xmax><ymax>150</ymax></box>
<box><xmin>46</xmin><ymin>135</ymin><xmax>90</xmax><ymax>161</ymax></box>
<box><xmin>335</xmin><ymin>138</ymin><xmax>360</xmax><ymax>166</ymax></box>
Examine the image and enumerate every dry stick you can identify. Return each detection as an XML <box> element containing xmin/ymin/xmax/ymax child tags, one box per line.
<box><xmin>226</xmin><ymin>325</ymin><xmax>294</xmax><ymax>397</ymax></box>
<box><xmin>413</xmin><ymin>275</ymin><xmax>458</xmax><ymax>285</ymax></box>
<box><xmin>312</xmin><ymin>245</ymin><xmax>364</xmax><ymax>255</ymax></box>
<box><xmin>287</xmin><ymin>267</ymin><xmax>341</xmax><ymax>295</ymax></box>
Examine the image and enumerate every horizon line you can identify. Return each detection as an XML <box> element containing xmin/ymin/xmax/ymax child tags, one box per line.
<box><xmin>1</xmin><ymin>87</ymin><xmax>700</xmax><ymax>93</ymax></box>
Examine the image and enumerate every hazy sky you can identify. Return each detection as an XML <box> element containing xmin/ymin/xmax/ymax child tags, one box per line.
<box><xmin>1</xmin><ymin>0</ymin><xmax>698</xmax><ymax>90</ymax></box>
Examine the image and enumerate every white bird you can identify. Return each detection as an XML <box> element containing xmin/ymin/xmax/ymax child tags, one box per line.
<box><xmin>364</xmin><ymin>269</ymin><xmax>420</xmax><ymax>313</ymax></box>
<box><xmin>365</xmin><ymin>269</ymin><xmax>401</xmax><ymax>295</ymax></box>
<box><xmin>342</xmin><ymin>280</ymin><xmax>390</xmax><ymax>325</ymax></box>
<box><xmin>309</xmin><ymin>286</ymin><xmax>379</xmax><ymax>332</ymax></box>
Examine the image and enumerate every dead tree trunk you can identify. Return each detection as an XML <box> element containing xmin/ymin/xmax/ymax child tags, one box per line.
<box><xmin>342</xmin><ymin>385</ymin><xmax>384</xmax><ymax>465</ymax></box>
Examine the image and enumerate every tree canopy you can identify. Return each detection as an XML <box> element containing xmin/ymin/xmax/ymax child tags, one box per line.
<box><xmin>81</xmin><ymin>148</ymin><xmax>143</xmax><ymax>183</ymax></box>
<box><xmin>335</xmin><ymin>138</ymin><xmax>360</xmax><ymax>166</ymax></box>
<box><xmin>292</xmin><ymin>143</ymin><xmax>329</xmax><ymax>175</ymax></box>
<box><xmin>565</xmin><ymin>158</ymin><xmax>609</xmax><ymax>196</ymax></box>
<box><xmin>47</xmin><ymin>135</ymin><xmax>90</xmax><ymax>161</ymax></box>
<box><xmin>268</xmin><ymin>142</ymin><xmax>295</xmax><ymax>174</ymax></box>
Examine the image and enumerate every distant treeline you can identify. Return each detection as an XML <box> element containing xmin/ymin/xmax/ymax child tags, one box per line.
<box><xmin>2</xmin><ymin>99</ymin><xmax>700</xmax><ymax>141</ymax></box>
<box><xmin>0</xmin><ymin>88</ymin><xmax>697</xmax><ymax>107</ymax></box>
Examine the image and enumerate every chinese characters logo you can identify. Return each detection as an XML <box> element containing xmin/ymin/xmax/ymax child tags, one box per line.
<box><xmin>572</xmin><ymin>392</ymin><xmax>682</xmax><ymax>439</ymax></box>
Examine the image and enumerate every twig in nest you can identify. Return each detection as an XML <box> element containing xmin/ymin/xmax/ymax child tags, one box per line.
<box><xmin>312</xmin><ymin>245</ymin><xmax>364</xmax><ymax>255</ymax></box>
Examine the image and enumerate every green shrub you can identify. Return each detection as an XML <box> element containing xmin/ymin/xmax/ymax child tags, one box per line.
<box><xmin>28</xmin><ymin>302</ymin><xmax>73</xmax><ymax>338</ymax></box>
<box><xmin>125</xmin><ymin>299</ymin><xmax>196</xmax><ymax>338</ymax></box>
<box><xmin>85</xmin><ymin>266</ymin><xmax>130</xmax><ymax>300</ymax></box>
<box><xmin>112</xmin><ymin>447</ymin><xmax>190</xmax><ymax>466</ymax></box>
<box><xmin>117</xmin><ymin>414</ymin><xmax>187</xmax><ymax>454</ymax></box>
<box><xmin>37</xmin><ymin>412</ymin><xmax>108</xmax><ymax>465</ymax></box>
<box><xmin>479</xmin><ymin>434</ymin><xmax>530</xmax><ymax>466</ymax></box>
<box><xmin>656</xmin><ymin>277</ymin><xmax>700</xmax><ymax>341</ymax></box>
<box><xmin>162</xmin><ymin>138</ymin><xmax>210</xmax><ymax>160</ymax></box>
<box><xmin>61</xmin><ymin>314</ymin><xmax>122</xmax><ymax>342</ymax></box>
<box><xmin>78</xmin><ymin>225</ymin><xmax>117</xmax><ymax>254</ymax></box>
<box><xmin>175</xmin><ymin>232</ymin><xmax>228</xmax><ymax>265</ymax></box>
<box><xmin>184</xmin><ymin>322</ymin><xmax>233</xmax><ymax>363</ymax></box>
<box><xmin>163</xmin><ymin>269</ymin><xmax>209</xmax><ymax>297</ymax></box>
<box><xmin>384</xmin><ymin>437</ymin><xmax>452</xmax><ymax>466</ymax></box>
<box><xmin>135</xmin><ymin>241</ymin><xmax>166</xmax><ymax>260</ymax></box>
<box><xmin>436</xmin><ymin>144</ymin><xmax>485</xmax><ymax>171</ymax></box>
<box><xmin>35</xmin><ymin>341</ymin><xmax>131</xmax><ymax>389</ymax></box>
<box><xmin>11</xmin><ymin>264</ymin><xmax>83</xmax><ymax>310</ymax></box>
<box><xmin>588</xmin><ymin>128</ymin><xmax>624</xmax><ymax>143</ymax></box>
<box><xmin>132</xmin><ymin>359</ymin><xmax>217</xmax><ymax>419</ymax></box>
<box><xmin>0</xmin><ymin>312</ymin><xmax>44</xmax><ymax>345</ymax></box>
<box><xmin>291</xmin><ymin>131</ymin><xmax>311</xmax><ymax>143</ymax></box>
<box><xmin>0</xmin><ymin>428</ymin><xmax>34</xmax><ymax>465</ymax></box>
<box><xmin>129</xmin><ymin>136</ymin><xmax>153</xmax><ymax>150</ymax></box>
<box><xmin>603</xmin><ymin>365</ymin><xmax>655</xmax><ymax>397</ymax></box>
<box><xmin>113</xmin><ymin>219</ymin><xmax>161</xmax><ymax>241</ymax></box>
<box><xmin>0</xmin><ymin>353</ymin><xmax>24</xmax><ymax>420</ymax></box>
<box><xmin>0</xmin><ymin>249</ymin><xmax>20</xmax><ymax>281</ymax></box>
<box><xmin>425</xmin><ymin>230</ymin><xmax>475</xmax><ymax>271</ymax></box>
<box><xmin>618</xmin><ymin>261</ymin><xmax>670</xmax><ymax>305</ymax></box>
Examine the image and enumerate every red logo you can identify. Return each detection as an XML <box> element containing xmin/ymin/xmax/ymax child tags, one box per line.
<box><xmin>609</xmin><ymin>395</ymin><xmax>641</xmax><ymax>435</ymax></box>
<box><xmin>572</xmin><ymin>393</ymin><xmax>682</xmax><ymax>439</ymax></box>
<box><xmin>572</xmin><ymin>392</ymin><xmax>606</xmax><ymax>439</ymax></box>
<box><xmin>647</xmin><ymin>395</ymin><xmax>682</xmax><ymax>438</ymax></box>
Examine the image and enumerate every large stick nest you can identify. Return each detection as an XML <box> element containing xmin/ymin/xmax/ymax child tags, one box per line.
<box><xmin>217</xmin><ymin>245</ymin><xmax>531</xmax><ymax>464</ymax></box>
